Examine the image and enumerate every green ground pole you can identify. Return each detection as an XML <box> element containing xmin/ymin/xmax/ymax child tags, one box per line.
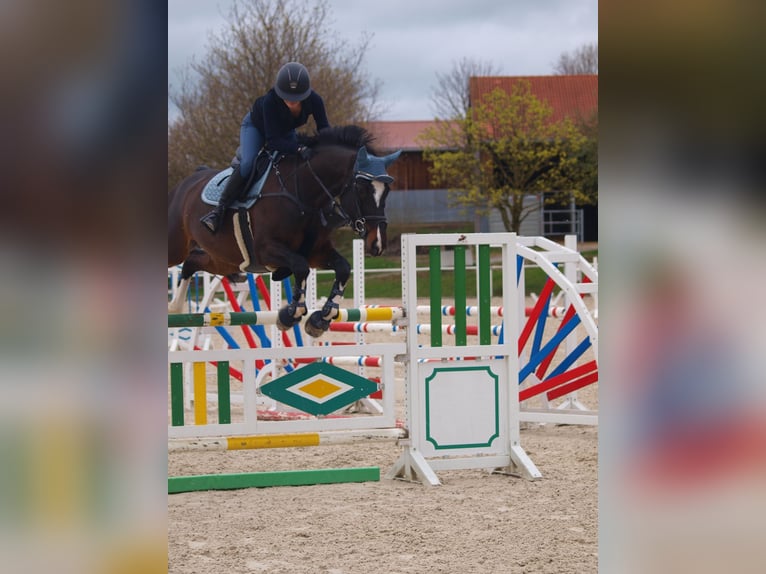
<box><xmin>169</xmin><ymin>467</ymin><xmax>381</xmax><ymax>494</ymax></box>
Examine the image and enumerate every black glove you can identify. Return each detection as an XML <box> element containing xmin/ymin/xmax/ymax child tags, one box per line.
<box><xmin>297</xmin><ymin>145</ymin><xmax>313</xmax><ymax>161</ymax></box>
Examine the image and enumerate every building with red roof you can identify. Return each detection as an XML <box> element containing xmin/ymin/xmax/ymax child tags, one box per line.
<box><xmin>469</xmin><ymin>75</ymin><xmax>597</xmax><ymax>125</ymax></box>
<box><xmin>364</xmin><ymin>75</ymin><xmax>598</xmax><ymax>239</ymax></box>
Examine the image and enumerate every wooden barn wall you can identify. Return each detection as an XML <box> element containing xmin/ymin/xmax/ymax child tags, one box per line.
<box><xmin>385</xmin><ymin>152</ymin><xmax>433</xmax><ymax>191</ymax></box>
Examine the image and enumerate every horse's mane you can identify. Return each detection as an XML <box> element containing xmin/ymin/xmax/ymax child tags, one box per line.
<box><xmin>299</xmin><ymin>125</ymin><xmax>380</xmax><ymax>155</ymax></box>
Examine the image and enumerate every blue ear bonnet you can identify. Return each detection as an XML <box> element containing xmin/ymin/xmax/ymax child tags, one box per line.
<box><xmin>354</xmin><ymin>147</ymin><xmax>402</xmax><ymax>183</ymax></box>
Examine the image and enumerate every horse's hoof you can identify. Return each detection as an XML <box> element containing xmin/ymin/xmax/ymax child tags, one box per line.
<box><xmin>304</xmin><ymin>311</ymin><xmax>331</xmax><ymax>338</ymax></box>
<box><xmin>226</xmin><ymin>272</ymin><xmax>247</xmax><ymax>283</ymax></box>
<box><xmin>276</xmin><ymin>306</ymin><xmax>302</xmax><ymax>331</ymax></box>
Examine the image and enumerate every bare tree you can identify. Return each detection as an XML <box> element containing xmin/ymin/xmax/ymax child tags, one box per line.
<box><xmin>429</xmin><ymin>57</ymin><xmax>500</xmax><ymax>119</ymax></box>
<box><xmin>168</xmin><ymin>0</ymin><xmax>382</xmax><ymax>190</ymax></box>
<box><xmin>553</xmin><ymin>42</ymin><xmax>598</xmax><ymax>75</ymax></box>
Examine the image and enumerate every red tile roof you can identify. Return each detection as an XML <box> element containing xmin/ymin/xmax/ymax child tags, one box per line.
<box><xmin>363</xmin><ymin>120</ymin><xmax>439</xmax><ymax>151</ymax></box>
<box><xmin>364</xmin><ymin>75</ymin><xmax>597</xmax><ymax>151</ymax></box>
<box><xmin>469</xmin><ymin>75</ymin><xmax>598</xmax><ymax>124</ymax></box>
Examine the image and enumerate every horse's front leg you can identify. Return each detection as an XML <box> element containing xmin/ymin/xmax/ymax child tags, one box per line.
<box><xmin>275</xmin><ymin>259</ymin><xmax>310</xmax><ymax>332</ymax></box>
<box><xmin>305</xmin><ymin>249</ymin><xmax>351</xmax><ymax>338</ymax></box>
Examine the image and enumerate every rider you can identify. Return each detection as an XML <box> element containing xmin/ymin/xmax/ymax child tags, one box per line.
<box><xmin>200</xmin><ymin>62</ymin><xmax>331</xmax><ymax>233</ymax></box>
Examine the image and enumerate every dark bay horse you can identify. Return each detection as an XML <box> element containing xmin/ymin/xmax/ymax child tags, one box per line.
<box><xmin>168</xmin><ymin>125</ymin><xmax>401</xmax><ymax>337</ymax></box>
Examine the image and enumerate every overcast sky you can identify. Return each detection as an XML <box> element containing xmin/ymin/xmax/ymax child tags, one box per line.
<box><xmin>168</xmin><ymin>0</ymin><xmax>597</xmax><ymax>122</ymax></box>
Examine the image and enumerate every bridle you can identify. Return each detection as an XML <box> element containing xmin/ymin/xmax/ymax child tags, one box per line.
<box><xmin>305</xmin><ymin>159</ymin><xmax>387</xmax><ymax>238</ymax></box>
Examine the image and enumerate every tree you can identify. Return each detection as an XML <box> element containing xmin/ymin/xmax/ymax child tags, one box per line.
<box><xmin>422</xmin><ymin>81</ymin><xmax>589</xmax><ymax>233</ymax></box>
<box><xmin>553</xmin><ymin>42</ymin><xmax>598</xmax><ymax>75</ymax></box>
<box><xmin>429</xmin><ymin>57</ymin><xmax>500</xmax><ymax>120</ymax></box>
<box><xmin>571</xmin><ymin>110</ymin><xmax>598</xmax><ymax>199</ymax></box>
<box><xmin>168</xmin><ymin>0</ymin><xmax>381</xmax><ymax>190</ymax></box>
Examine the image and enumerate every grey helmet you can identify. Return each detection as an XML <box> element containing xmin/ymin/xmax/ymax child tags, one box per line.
<box><xmin>274</xmin><ymin>62</ymin><xmax>311</xmax><ymax>102</ymax></box>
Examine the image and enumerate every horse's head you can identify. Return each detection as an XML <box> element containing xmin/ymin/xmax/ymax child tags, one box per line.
<box><xmin>300</xmin><ymin>126</ymin><xmax>402</xmax><ymax>256</ymax></box>
<box><xmin>350</xmin><ymin>147</ymin><xmax>402</xmax><ymax>256</ymax></box>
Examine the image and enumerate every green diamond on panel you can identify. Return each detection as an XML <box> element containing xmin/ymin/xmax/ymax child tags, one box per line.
<box><xmin>260</xmin><ymin>362</ymin><xmax>379</xmax><ymax>416</ymax></box>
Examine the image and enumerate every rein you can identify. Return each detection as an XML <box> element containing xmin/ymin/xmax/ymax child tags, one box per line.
<box><xmin>265</xmin><ymin>155</ymin><xmax>310</xmax><ymax>215</ymax></box>
<box><xmin>257</xmin><ymin>150</ymin><xmax>387</xmax><ymax>238</ymax></box>
<box><xmin>305</xmin><ymin>159</ymin><xmax>376</xmax><ymax>237</ymax></box>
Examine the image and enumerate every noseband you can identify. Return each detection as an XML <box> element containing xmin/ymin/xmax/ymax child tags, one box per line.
<box><xmin>348</xmin><ymin>176</ymin><xmax>390</xmax><ymax>238</ymax></box>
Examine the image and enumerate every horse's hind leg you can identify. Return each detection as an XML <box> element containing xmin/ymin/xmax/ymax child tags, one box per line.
<box><xmin>168</xmin><ymin>276</ymin><xmax>191</xmax><ymax>313</ymax></box>
<box><xmin>305</xmin><ymin>249</ymin><xmax>351</xmax><ymax>338</ymax></box>
<box><xmin>168</xmin><ymin>248</ymin><xmax>211</xmax><ymax>313</ymax></box>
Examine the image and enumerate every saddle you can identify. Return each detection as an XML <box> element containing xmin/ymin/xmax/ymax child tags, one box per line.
<box><xmin>200</xmin><ymin>151</ymin><xmax>276</xmax><ymax>209</ymax></box>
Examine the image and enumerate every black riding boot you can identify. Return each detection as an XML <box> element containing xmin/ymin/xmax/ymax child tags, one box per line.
<box><xmin>200</xmin><ymin>167</ymin><xmax>248</xmax><ymax>233</ymax></box>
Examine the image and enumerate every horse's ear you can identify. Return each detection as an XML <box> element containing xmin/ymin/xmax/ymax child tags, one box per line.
<box><xmin>357</xmin><ymin>146</ymin><xmax>370</xmax><ymax>163</ymax></box>
<box><xmin>382</xmin><ymin>150</ymin><xmax>402</xmax><ymax>167</ymax></box>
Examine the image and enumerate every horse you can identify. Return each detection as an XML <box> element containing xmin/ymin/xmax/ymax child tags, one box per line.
<box><xmin>168</xmin><ymin>125</ymin><xmax>401</xmax><ymax>338</ymax></box>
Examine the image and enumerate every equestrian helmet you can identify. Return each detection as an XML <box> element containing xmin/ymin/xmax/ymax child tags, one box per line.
<box><xmin>275</xmin><ymin>62</ymin><xmax>311</xmax><ymax>101</ymax></box>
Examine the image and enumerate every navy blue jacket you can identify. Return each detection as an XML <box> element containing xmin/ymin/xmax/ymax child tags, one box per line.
<box><xmin>251</xmin><ymin>88</ymin><xmax>330</xmax><ymax>154</ymax></box>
